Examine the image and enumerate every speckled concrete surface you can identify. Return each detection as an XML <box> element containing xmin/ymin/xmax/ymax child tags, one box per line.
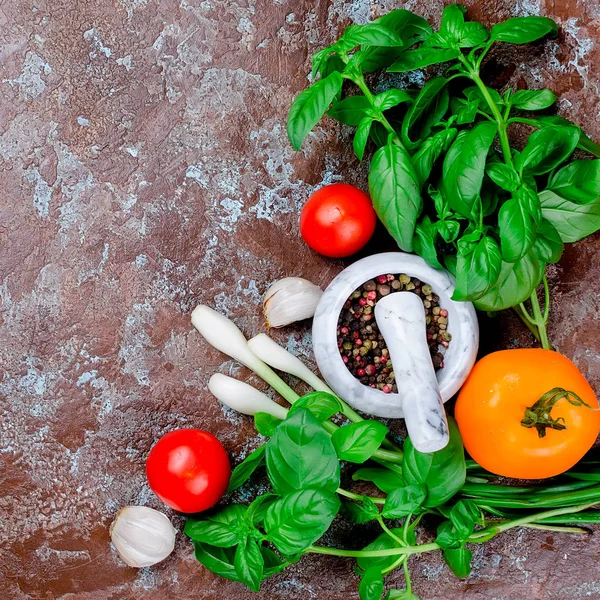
<box><xmin>1</xmin><ymin>1</ymin><xmax>600</xmax><ymax>598</ymax></box>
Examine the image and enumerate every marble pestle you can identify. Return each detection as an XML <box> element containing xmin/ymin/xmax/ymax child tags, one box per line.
<box><xmin>374</xmin><ymin>292</ymin><xmax>450</xmax><ymax>453</ymax></box>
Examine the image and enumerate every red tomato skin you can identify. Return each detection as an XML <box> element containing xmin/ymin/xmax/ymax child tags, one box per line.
<box><xmin>300</xmin><ymin>183</ymin><xmax>377</xmax><ymax>258</ymax></box>
<box><xmin>146</xmin><ymin>429</ymin><xmax>230</xmax><ymax>513</ymax></box>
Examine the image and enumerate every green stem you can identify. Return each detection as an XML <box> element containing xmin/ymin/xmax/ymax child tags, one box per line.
<box><xmin>460</xmin><ymin>56</ymin><xmax>514</xmax><ymax>168</ymax></box>
<box><xmin>308</xmin><ymin>503</ymin><xmax>595</xmax><ymax>559</ymax></box>
<box><xmin>512</xmin><ymin>305</ymin><xmax>542</xmax><ymax>343</ymax></box>
<box><xmin>307</xmin><ymin>542</ymin><xmax>438</xmax><ymax>559</ymax></box>
<box><xmin>337</xmin><ymin>487</ymin><xmax>386</xmax><ymax>505</ymax></box>
<box><xmin>377</xmin><ymin>516</ymin><xmax>406</xmax><ymax>546</ymax></box>
<box><xmin>529</xmin><ymin>284</ymin><xmax>551</xmax><ymax>351</ymax></box>
<box><xmin>403</xmin><ymin>561</ymin><xmax>413</xmax><ymax>594</ymax></box>
<box><xmin>521</xmin><ymin>523</ymin><xmax>589</xmax><ymax>534</ymax></box>
<box><xmin>350</xmin><ymin>73</ymin><xmax>398</xmax><ymax>140</ymax></box>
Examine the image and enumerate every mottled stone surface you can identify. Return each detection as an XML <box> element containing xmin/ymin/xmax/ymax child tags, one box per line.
<box><xmin>1</xmin><ymin>0</ymin><xmax>600</xmax><ymax>598</ymax></box>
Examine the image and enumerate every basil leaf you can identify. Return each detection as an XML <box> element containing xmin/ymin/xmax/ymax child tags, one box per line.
<box><xmin>342</xmin><ymin>22</ymin><xmax>404</xmax><ymax>48</ymax></box>
<box><xmin>539</xmin><ymin>189</ymin><xmax>600</xmax><ymax>242</ymax></box>
<box><xmin>368</xmin><ymin>138</ymin><xmax>422</xmax><ymax>252</ymax></box>
<box><xmin>332</xmin><ymin>420</ymin><xmax>389</xmax><ymax>463</ymax></box>
<box><xmin>442</xmin><ymin>546</ymin><xmax>473</xmax><ymax>578</ymax></box>
<box><xmin>361</xmin><ymin>10</ymin><xmax>432</xmax><ymax>73</ymax></box>
<box><xmin>354</xmin><ymin>117</ymin><xmax>373</xmax><ymax>161</ymax></box>
<box><xmin>498</xmin><ymin>197</ymin><xmax>536</xmax><ymax>262</ymax></box>
<box><xmin>254</xmin><ymin>412</ymin><xmax>282</xmax><ymax>437</ymax></box>
<box><xmin>516</xmin><ymin>125</ymin><xmax>580</xmax><ymax>175</ymax></box>
<box><xmin>438</xmin><ymin>219</ymin><xmax>460</xmax><ymax>244</ymax></box>
<box><xmin>435</xmin><ymin>521</ymin><xmax>462</xmax><ymax>549</ymax></box>
<box><xmin>434</xmin><ymin>4</ymin><xmax>488</xmax><ymax>48</ymax></box>
<box><xmin>402</xmin><ymin>418</ymin><xmax>466</xmax><ymax>508</ymax></box>
<box><xmin>515</xmin><ymin>183</ymin><xmax>542</xmax><ymax>223</ymax></box>
<box><xmin>402</xmin><ymin>77</ymin><xmax>449</xmax><ymax>148</ymax></box>
<box><xmin>473</xmin><ymin>250</ymin><xmax>544</xmax><ymax>311</ymax></box>
<box><xmin>185</xmin><ymin>504</ymin><xmax>246</xmax><ymax>547</ymax></box>
<box><xmin>510</xmin><ymin>88</ymin><xmax>557</xmax><ymax>111</ymax></box>
<box><xmin>359</xmin><ymin>567</ymin><xmax>384</xmax><ymax>600</ymax></box>
<box><xmin>341</xmin><ymin>496</ymin><xmax>380</xmax><ymax>524</ymax></box>
<box><xmin>526</xmin><ymin>115</ymin><xmax>600</xmax><ymax>157</ymax></box>
<box><xmin>486</xmin><ymin>162</ymin><xmax>519</xmax><ymax>192</ymax></box>
<box><xmin>234</xmin><ymin>538</ymin><xmax>264</xmax><ymax>592</ymax></box>
<box><xmin>352</xmin><ymin>467</ymin><xmax>404</xmax><ymax>493</ymax></box>
<box><xmin>490</xmin><ymin>16</ymin><xmax>558</xmax><ymax>44</ymax></box>
<box><xmin>388</xmin><ymin>47</ymin><xmax>459</xmax><ymax>72</ymax></box>
<box><xmin>261</xmin><ymin>546</ymin><xmax>287</xmax><ymax>579</ymax></box>
<box><xmin>374</xmin><ymin>89</ymin><xmax>413</xmax><ymax>111</ymax></box>
<box><xmin>312</xmin><ymin>47</ymin><xmax>335</xmax><ymax>80</ymax></box>
<box><xmin>413</xmin><ymin>216</ymin><xmax>443</xmax><ymax>270</ymax></box>
<box><xmin>266</xmin><ymin>408</ymin><xmax>340</xmax><ymax>495</ymax></box>
<box><xmin>288</xmin><ymin>391</ymin><xmax>343</xmax><ymax>422</ymax></box>
<box><xmin>264</xmin><ymin>489</ymin><xmax>340</xmax><ymax>555</ymax></box>
<box><xmin>453</xmin><ymin>235</ymin><xmax>502</xmax><ymax>302</ymax></box>
<box><xmin>358</xmin><ymin>527</ymin><xmax>405</xmax><ymax>572</ymax></box>
<box><xmin>193</xmin><ymin>542</ymin><xmax>240</xmax><ymax>582</ymax></box>
<box><xmin>450</xmin><ymin>499</ymin><xmax>481</xmax><ymax>537</ymax></box>
<box><xmin>382</xmin><ymin>484</ymin><xmax>427</xmax><ymax>518</ymax></box>
<box><xmin>246</xmin><ymin>493</ymin><xmax>279</xmax><ymax>525</ymax></box>
<box><xmin>451</xmin><ymin>98</ymin><xmax>478</xmax><ymax>125</ymax></box>
<box><xmin>226</xmin><ymin>445</ymin><xmax>265</xmax><ymax>493</ymax></box>
<box><xmin>328</xmin><ymin>95</ymin><xmax>372</xmax><ymax>126</ymax></box>
<box><xmin>287</xmin><ymin>71</ymin><xmax>344</xmax><ymax>150</ymax></box>
<box><xmin>377</xmin><ymin>9</ymin><xmax>433</xmax><ymax>47</ymax></box>
<box><xmin>534</xmin><ymin>218</ymin><xmax>564</xmax><ymax>263</ymax></box>
<box><xmin>457</xmin><ymin>21</ymin><xmax>490</xmax><ymax>47</ymax></box>
<box><xmin>442</xmin><ymin>121</ymin><xmax>497</xmax><ymax>218</ymax></box>
<box><xmin>412</xmin><ymin>128</ymin><xmax>458</xmax><ymax>189</ymax></box>
<box><xmin>547</xmin><ymin>159</ymin><xmax>600</xmax><ymax>204</ymax></box>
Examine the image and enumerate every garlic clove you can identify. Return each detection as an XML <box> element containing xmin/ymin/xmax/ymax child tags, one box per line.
<box><xmin>209</xmin><ymin>373</ymin><xmax>288</xmax><ymax>419</ymax></box>
<box><xmin>110</xmin><ymin>506</ymin><xmax>177</xmax><ymax>568</ymax></box>
<box><xmin>263</xmin><ymin>277</ymin><xmax>323</xmax><ymax>328</ymax></box>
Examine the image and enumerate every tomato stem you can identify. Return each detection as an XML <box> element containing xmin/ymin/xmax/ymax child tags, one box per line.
<box><xmin>521</xmin><ymin>387</ymin><xmax>594</xmax><ymax>438</ymax></box>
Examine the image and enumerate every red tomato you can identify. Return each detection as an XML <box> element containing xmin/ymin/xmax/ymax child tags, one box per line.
<box><xmin>300</xmin><ymin>183</ymin><xmax>377</xmax><ymax>258</ymax></box>
<box><xmin>146</xmin><ymin>429</ymin><xmax>230</xmax><ymax>513</ymax></box>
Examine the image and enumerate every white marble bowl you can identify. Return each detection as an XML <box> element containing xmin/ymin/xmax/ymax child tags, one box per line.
<box><xmin>312</xmin><ymin>252</ymin><xmax>479</xmax><ymax>419</ymax></box>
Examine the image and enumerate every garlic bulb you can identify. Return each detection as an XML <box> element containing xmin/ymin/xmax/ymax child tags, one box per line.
<box><xmin>263</xmin><ymin>277</ymin><xmax>322</xmax><ymax>328</ymax></box>
<box><xmin>110</xmin><ymin>506</ymin><xmax>177</xmax><ymax>568</ymax></box>
<box><xmin>209</xmin><ymin>373</ymin><xmax>288</xmax><ymax>419</ymax></box>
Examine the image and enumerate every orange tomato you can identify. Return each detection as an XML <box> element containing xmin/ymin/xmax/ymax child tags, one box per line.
<box><xmin>455</xmin><ymin>349</ymin><xmax>600</xmax><ymax>479</ymax></box>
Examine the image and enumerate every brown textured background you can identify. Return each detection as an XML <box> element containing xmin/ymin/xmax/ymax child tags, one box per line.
<box><xmin>1</xmin><ymin>0</ymin><xmax>600</xmax><ymax>598</ymax></box>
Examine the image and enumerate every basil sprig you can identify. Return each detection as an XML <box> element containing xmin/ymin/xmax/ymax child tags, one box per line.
<box><xmin>186</xmin><ymin>392</ymin><xmax>600</xmax><ymax>597</ymax></box>
<box><xmin>287</xmin><ymin>3</ymin><xmax>600</xmax><ymax>349</ymax></box>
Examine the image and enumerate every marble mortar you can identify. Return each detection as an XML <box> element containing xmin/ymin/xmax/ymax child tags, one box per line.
<box><xmin>312</xmin><ymin>252</ymin><xmax>479</xmax><ymax>419</ymax></box>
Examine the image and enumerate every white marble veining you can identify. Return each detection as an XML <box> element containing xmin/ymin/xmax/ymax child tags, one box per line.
<box><xmin>312</xmin><ymin>252</ymin><xmax>479</xmax><ymax>420</ymax></box>
<box><xmin>375</xmin><ymin>293</ymin><xmax>449</xmax><ymax>452</ymax></box>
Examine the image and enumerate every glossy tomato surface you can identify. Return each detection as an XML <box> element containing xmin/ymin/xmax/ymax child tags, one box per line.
<box><xmin>146</xmin><ymin>429</ymin><xmax>230</xmax><ymax>513</ymax></box>
<box><xmin>455</xmin><ymin>349</ymin><xmax>600</xmax><ymax>479</ymax></box>
<box><xmin>300</xmin><ymin>183</ymin><xmax>376</xmax><ymax>258</ymax></box>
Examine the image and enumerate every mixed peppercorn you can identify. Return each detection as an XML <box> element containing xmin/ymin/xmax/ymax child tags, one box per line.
<box><xmin>336</xmin><ymin>273</ymin><xmax>451</xmax><ymax>392</ymax></box>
